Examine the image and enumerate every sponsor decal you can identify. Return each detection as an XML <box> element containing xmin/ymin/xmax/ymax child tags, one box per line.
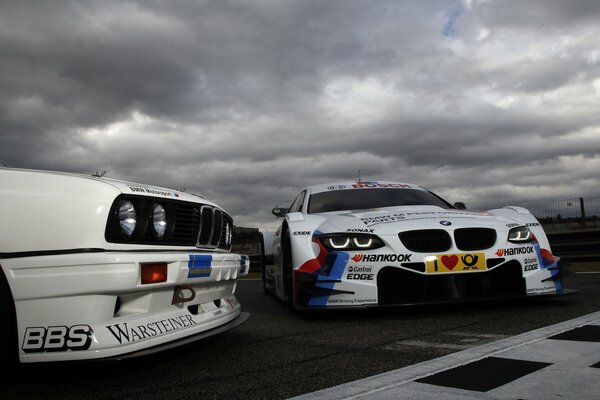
<box><xmin>346</xmin><ymin>266</ymin><xmax>375</xmax><ymax>280</ymax></box>
<box><xmin>361</xmin><ymin>214</ymin><xmax>407</xmax><ymax>227</ymax></box>
<box><xmin>226</xmin><ymin>298</ymin><xmax>239</xmax><ymax>308</ymax></box>
<box><xmin>327</xmin><ymin>185</ymin><xmax>346</xmax><ymax>190</ymax></box>
<box><xmin>127</xmin><ymin>185</ymin><xmax>179</xmax><ymax>198</ymax></box>
<box><xmin>495</xmin><ymin>246</ymin><xmax>534</xmax><ymax>257</ymax></box>
<box><xmin>524</xmin><ymin>264</ymin><xmax>539</xmax><ymax>271</ymax></box>
<box><xmin>188</xmin><ymin>254</ymin><xmax>212</xmax><ymax>278</ymax></box>
<box><xmin>347</xmin><ymin>273</ymin><xmax>374</xmax><ymax>280</ymax></box>
<box><xmin>328</xmin><ymin>298</ymin><xmax>377</xmax><ymax>304</ymax></box>
<box><xmin>22</xmin><ymin>325</ymin><xmax>93</xmax><ymax>353</ymax></box>
<box><xmin>106</xmin><ymin>315</ymin><xmax>197</xmax><ymax>344</ymax></box>
<box><xmin>440</xmin><ymin>220</ymin><xmax>452</xmax><ymax>226</ymax></box>
<box><xmin>527</xmin><ymin>287</ymin><xmax>554</xmax><ymax>294</ymax></box>
<box><xmin>351</xmin><ymin>253</ymin><xmax>412</xmax><ymax>263</ymax></box>
<box><xmin>426</xmin><ymin>253</ymin><xmax>486</xmax><ymax>273</ymax></box>
<box><xmin>298</xmin><ymin>230</ymin><xmax>350</xmax><ymax>307</ymax></box>
<box><xmin>347</xmin><ymin>266</ymin><xmax>373</xmax><ymax>273</ymax></box>
<box><xmin>526</xmin><ymin>222</ymin><xmax>541</xmax><ymax>227</ymax></box>
<box><xmin>346</xmin><ymin>228</ymin><xmax>375</xmax><ymax>233</ymax></box>
<box><xmin>506</xmin><ymin>223</ymin><xmax>520</xmax><ymax>228</ymax></box>
<box><xmin>352</xmin><ymin>182</ymin><xmax>412</xmax><ymax>189</ymax></box>
<box><xmin>293</xmin><ymin>231</ymin><xmax>311</xmax><ymax>236</ymax></box>
<box><xmin>361</xmin><ymin>210</ymin><xmax>489</xmax><ymax>227</ymax></box>
<box><xmin>240</xmin><ymin>255</ymin><xmax>249</xmax><ymax>273</ymax></box>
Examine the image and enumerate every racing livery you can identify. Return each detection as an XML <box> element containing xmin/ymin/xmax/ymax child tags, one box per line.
<box><xmin>0</xmin><ymin>167</ymin><xmax>249</xmax><ymax>363</ymax></box>
<box><xmin>265</xmin><ymin>181</ymin><xmax>575</xmax><ymax>310</ymax></box>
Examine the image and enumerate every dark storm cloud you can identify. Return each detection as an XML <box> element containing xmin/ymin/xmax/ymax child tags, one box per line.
<box><xmin>1</xmin><ymin>0</ymin><xmax>599</xmax><ymax>229</ymax></box>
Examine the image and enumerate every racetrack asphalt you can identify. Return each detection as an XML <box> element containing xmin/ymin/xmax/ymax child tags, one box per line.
<box><xmin>0</xmin><ymin>273</ymin><xmax>598</xmax><ymax>400</ymax></box>
<box><xmin>291</xmin><ymin>309</ymin><xmax>600</xmax><ymax>399</ymax></box>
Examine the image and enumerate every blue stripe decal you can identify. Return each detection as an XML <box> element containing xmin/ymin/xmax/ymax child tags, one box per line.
<box><xmin>533</xmin><ymin>241</ymin><xmax>562</xmax><ymax>291</ymax></box>
<box><xmin>187</xmin><ymin>254</ymin><xmax>212</xmax><ymax>278</ymax></box>
<box><xmin>240</xmin><ymin>255</ymin><xmax>249</xmax><ymax>273</ymax></box>
<box><xmin>308</xmin><ymin>252</ymin><xmax>349</xmax><ymax>307</ymax></box>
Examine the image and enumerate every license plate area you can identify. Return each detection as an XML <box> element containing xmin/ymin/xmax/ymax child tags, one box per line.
<box><xmin>425</xmin><ymin>253</ymin><xmax>487</xmax><ymax>273</ymax></box>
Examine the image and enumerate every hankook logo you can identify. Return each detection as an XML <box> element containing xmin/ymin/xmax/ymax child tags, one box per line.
<box><xmin>351</xmin><ymin>253</ymin><xmax>412</xmax><ymax>263</ymax></box>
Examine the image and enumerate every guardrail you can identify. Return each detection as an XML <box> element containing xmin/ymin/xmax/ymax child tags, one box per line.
<box><xmin>545</xmin><ymin>227</ymin><xmax>600</xmax><ymax>262</ymax></box>
<box><xmin>511</xmin><ymin>196</ymin><xmax>600</xmax><ymax>262</ymax></box>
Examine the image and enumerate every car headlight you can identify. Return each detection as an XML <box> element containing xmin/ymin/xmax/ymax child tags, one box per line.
<box><xmin>151</xmin><ymin>203</ymin><xmax>167</xmax><ymax>239</ymax></box>
<box><xmin>319</xmin><ymin>233</ymin><xmax>385</xmax><ymax>250</ymax></box>
<box><xmin>508</xmin><ymin>226</ymin><xmax>532</xmax><ymax>243</ymax></box>
<box><xmin>225</xmin><ymin>221</ymin><xmax>233</xmax><ymax>248</ymax></box>
<box><xmin>118</xmin><ymin>200</ymin><xmax>136</xmax><ymax>238</ymax></box>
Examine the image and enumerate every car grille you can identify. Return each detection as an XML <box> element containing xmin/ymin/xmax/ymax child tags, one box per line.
<box><xmin>377</xmin><ymin>261</ymin><xmax>526</xmax><ymax>304</ymax></box>
<box><xmin>106</xmin><ymin>195</ymin><xmax>233</xmax><ymax>250</ymax></box>
<box><xmin>399</xmin><ymin>228</ymin><xmax>497</xmax><ymax>252</ymax></box>
<box><xmin>399</xmin><ymin>230</ymin><xmax>452</xmax><ymax>252</ymax></box>
<box><xmin>454</xmin><ymin>228</ymin><xmax>497</xmax><ymax>251</ymax></box>
<box><xmin>171</xmin><ymin>204</ymin><xmax>231</xmax><ymax>248</ymax></box>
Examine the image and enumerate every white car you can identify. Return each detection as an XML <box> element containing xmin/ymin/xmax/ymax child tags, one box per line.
<box><xmin>265</xmin><ymin>181</ymin><xmax>576</xmax><ymax>310</ymax></box>
<box><xmin>0</xmin><ymin>166</ymin><xmax>249</xmax><ymax>363</ymax></box>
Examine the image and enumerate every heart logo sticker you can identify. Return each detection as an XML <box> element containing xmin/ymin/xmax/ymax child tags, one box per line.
<box><xmin>441</xmin><ymin>255</ymin><xmax>459</xmax><ymax>270</ymax></box>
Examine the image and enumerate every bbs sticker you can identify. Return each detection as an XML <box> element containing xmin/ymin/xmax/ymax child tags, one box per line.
<box><xmin>22</xmin><ymin>325</ymin><xmax>93</xmax><ymax>353</ymax></box>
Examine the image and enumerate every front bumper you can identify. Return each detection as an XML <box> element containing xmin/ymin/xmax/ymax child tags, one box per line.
<box><xmin>2</xmin><ymin>251</ymin><xmax>249</xmax><ymax>363</ymax></box>
<box><xmin>293</xmin><ymin>259</ymin><xmax>577</xmax><ymax>309</ymax></box>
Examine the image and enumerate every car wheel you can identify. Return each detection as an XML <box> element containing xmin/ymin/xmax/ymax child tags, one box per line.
<box><xmin>260</xmin><ymin>235</ymin><xmax>268</xmax><ymax>293</ymax></box>
<box><xmin>0</xmin><ymin>270</ymin><xmax>18</xmax><ymax>365</ymax></box>
<box><xmin>282</xmin><ymin>232</ymin><xmax>296</xmax><ymax>311</ymax></box>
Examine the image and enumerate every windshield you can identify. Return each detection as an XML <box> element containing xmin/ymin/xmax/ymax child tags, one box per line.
<box><xmin>307</xmin><ymin>188</ymin><xmax>453</xmax><ymax>214</ymax></box>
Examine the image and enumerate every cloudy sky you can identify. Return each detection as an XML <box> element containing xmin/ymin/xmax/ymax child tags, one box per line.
<box><xmin>1</xmin><ymin>0</ymin><xmax>599</xmax><ymax>230</ymax></box>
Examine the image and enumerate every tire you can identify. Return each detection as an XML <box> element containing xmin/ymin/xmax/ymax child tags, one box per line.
<box><xmin>281</xmin><ymin>231</ymin><xmax>296</xmax><ymax>311</ymax></box>
<box><xmin>260</xmin><ymin>234</ymin><xmax>268</xmax><ymax>293</ymax></box>
<box><xmin>0</xmin><ymin>269</ymin><xmax>18</xmax><ymax>365</ymax></box>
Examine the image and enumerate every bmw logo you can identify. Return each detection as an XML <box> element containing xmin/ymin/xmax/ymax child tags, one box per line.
<box><xmin>440</xmin><ymin>221</ymin><xmax>452</xmax><ymax>226</ymax></box>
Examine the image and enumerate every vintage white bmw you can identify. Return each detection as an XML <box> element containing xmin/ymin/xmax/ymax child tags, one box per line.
<box><xmin>0</xmin><ymin>165</ymin><xmax>249</xmax><ymax>363</ymax></box>
<box><xmin>265</xmin><ymin>181</ymin><xmax>575</xmax><ymax>310</ymax></box>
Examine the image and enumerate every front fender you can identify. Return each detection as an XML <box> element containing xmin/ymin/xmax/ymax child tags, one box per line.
<box><xmin>490</xmin><ymin>206</ymin><xmax>551</xmax><ymax>249</ymax></box>
<box><xmin>287</xmin><ymin>215</ymin><xmax>328</xmax><ymax>270</ymax></box>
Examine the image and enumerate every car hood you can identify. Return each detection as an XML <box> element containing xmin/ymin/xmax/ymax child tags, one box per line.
<box><xmin>2</xmin><ymin>167</ymin><xmax>219</xmax><ymax>207</ymax></box>
<box><xmin>316</xmin><ymin>205</ymin><xmax>520</xmax><ymax>234</ymax></box>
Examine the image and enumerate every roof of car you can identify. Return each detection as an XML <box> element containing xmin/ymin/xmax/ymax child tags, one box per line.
<box><xmin>308</xmin><ymin>181</ymin><xmax>426</xmax><ymax>194</ymax></box>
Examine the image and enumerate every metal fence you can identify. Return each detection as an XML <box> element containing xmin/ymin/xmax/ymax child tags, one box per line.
<box><xmin>516</xmin><ymin>196</ymin><xmax>600</xmax><ymax>232</ymax></box>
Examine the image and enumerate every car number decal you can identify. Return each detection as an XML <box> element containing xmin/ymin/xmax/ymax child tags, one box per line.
<box><xmin>425</xmin><ymin>253</ymin><xmax>487</xmax><ymax>273</ymax></box>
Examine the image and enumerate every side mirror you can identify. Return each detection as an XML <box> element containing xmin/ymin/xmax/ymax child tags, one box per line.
<box><xmin>272</xmin><ymin>207</ymin><xmax>288</xmax><ymax>217</ymax></box>
<box><xmin>454</xmin><ymin>202</ymin><xmax>466</xmax><ymax>210</ymax></box>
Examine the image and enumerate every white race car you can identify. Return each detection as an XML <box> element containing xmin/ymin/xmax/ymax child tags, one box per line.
<box><xmin>0</xmin><ymin>166</ymin><xmax>249</xmax><ymax>363</ymax></box>
<box><xmin>265</xmin><ymin>181</ymin><xmax>575</xmax><ymax>310</ymax></box>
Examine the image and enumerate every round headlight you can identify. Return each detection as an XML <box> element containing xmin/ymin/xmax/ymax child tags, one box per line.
<box><xmin>325</xmin><ymin>237</ymin><xmax>351</xmax><ymax>249</ymax></box>
<box><xmin>353</xmin><ymin>237</ymin><xmax>373</xmax><ymax>248</ymax></box>
<box><xmin>152</xmin><ymin>203</ymin><xmax>167</xmax><ymax>239</ymax></box>
<box><xmin>118</xmin><ymin>200</ymin><xmax>136</xmax><ymax>238</ymax></box>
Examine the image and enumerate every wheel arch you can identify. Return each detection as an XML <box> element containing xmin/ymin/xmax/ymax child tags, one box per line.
<box><xmin>0</xmin><ymin>261</ymin><xmax>19</xmax><ymax>363</ymax></box>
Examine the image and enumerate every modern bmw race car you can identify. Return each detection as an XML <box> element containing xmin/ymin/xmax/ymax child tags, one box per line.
<box><xmin>264</xmin><ymin>181</ymin><xmax>576</xmax><ymax>310</ymax></box>
<box><xmin>0</xmin><ymin>165</ymin><xmax>249</xmax><ymax>363</ymax></box>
